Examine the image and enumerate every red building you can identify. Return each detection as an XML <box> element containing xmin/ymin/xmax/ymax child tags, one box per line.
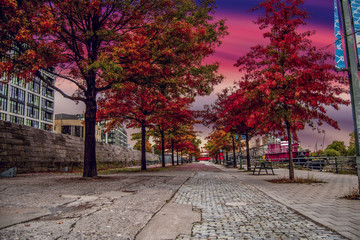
<box><xmin>197</xmin><ymin>151</ymin><xmax>210</xmax><ymax>161</ymax></box>
<box><xmin>265</xmin><ymin>141</ymin><xmax>309</xmax><ymax>161</ymax></box>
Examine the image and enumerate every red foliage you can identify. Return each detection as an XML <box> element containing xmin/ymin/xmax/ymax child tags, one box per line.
<box><xmin>219</xmin><ymin>0</ymin><xmax>349</xmax><ymax>179</ymax></box>
<box><xmin>231</xmin><ymin>0</ymin><xmax>349</xmax><ymax>140</ymax></box>
<box><xmin>0</xmin><ymin>0</ymin><xmax>226</xmax><ymax>176</ymax></box>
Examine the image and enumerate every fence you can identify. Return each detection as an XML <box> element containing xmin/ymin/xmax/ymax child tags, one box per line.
<box><xmin>251</xmin><ymin>156</ymin><xmax>356</xmax><ymax>174</ymax></box>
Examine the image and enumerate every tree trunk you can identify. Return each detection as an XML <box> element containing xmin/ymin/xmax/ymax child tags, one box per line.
<box><xmin>181</xmin><ymin>151</ymin><xmax>183</xmax><ymax>164</ymax></box>
<box><xmin>83</xmin><ymin>96</ymin><xmax>97</xmax><ymax>177</ymax></box>
<box><xmin>161</xmin><ymin>130</ymin><xmax>165</xmax><ymax>167</ymax></box>
<box><xmin>176</xmin><ymin>149</ymin><xmax>179</xmax><ymax>165</ymax></box>
<box><xmin>232</xmin><ymin>136</ymin><xmax>237</xmax><ymax>168</ymax></box>
<box><xmin>245</xmin><ymin>131</ymin><xmax>251</xmax><ymax>171</ymax></box>
<box><xmin>226</xmin><ymin>150</ymin><xmax>228</xmax><ymax>166</ymax></box>
<box><xmin>238</xmin><ymin>132</ymin><xmax>243</xmax><ymax>169</ymax></box>
<box><xmin>141</xmin><ymin>123</ymin><xmax>147</xmax><ymax>170</ymax></box>
<box><xmin>286</xmin><ymin>121</ymin><xmax>295</xmax><ymax>180</ymax></box>
<box><xmin>171</xmin><ymin>140</ymin><xmax>175</xmax><ymax>166</ymax></box>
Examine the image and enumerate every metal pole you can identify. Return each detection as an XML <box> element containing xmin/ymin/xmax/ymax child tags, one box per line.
<box><xmin>339</xmin><ymin>0</ymin><xmax>360</xmax><ymax>194</ymax></box>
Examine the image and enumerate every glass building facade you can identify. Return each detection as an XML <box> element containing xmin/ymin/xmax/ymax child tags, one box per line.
<box><xmin>0</xmin><ymin>71</ymin><xmax>55</xmax><ymax>131</ymax></box>
<box><xmin>101</xmin><ymin>125</ymin><xmax>128</xmax><ymax>148</ymax></box>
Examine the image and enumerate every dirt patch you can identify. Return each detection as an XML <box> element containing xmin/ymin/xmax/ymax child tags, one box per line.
<box><xmin>267</xmin><ymin>177</ymin><xmax>325</xmax><ymax>184</ymax></box>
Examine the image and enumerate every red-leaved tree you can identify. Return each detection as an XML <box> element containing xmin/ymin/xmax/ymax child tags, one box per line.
<box><xmin>98</xmin><ymin>83</ymin><xmax>167</xmax><ymax>170</ymax></box>
<box><xmin>234</xmin><ymin>0</ymin><xmax>349</xmax><ymax>179</ymax></box>
<box><xmin>151</xmin><ymin>97</ymin><xmax>194</xmax><ymax>167</ymax></box>
<box><xmin>97</xmin><ymin>0</ymin><xmax>226</xmax><ymax>169</ymax></box>
<box><xmin>0</xmin><ymin>0</ymin><xmax>225</xmax><ymax>177</ymax></box>
<box><xmin>218</xmin><ymin>88</ymin><xmax>258</xmax><ymax>170</ymax></box>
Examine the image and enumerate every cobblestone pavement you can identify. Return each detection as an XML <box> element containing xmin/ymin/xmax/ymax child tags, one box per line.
<box><xmin>172</xmin><ymin>171</ymin><xmax>346</xmax><ymax>240</ymax></box>
<box><xmin>227</xmin><ymin>167</ymin><xmax>360</xmax><ymax>240</ymax></box>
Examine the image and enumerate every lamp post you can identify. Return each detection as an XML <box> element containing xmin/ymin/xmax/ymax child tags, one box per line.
<box><xmin>339</xmin><ymin>0</ymin><xmax>360</xmax><ymax>194</ymax></box>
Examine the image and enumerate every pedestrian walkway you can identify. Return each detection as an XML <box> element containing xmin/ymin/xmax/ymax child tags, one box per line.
<box><xmin>1</xmin><ymin>162</ymin><xmax>359</xmax><ymax>239</ymax></box>
<box><xmin>172</xmin><ymin>168</ymin><xmax>346</xmax><ymax>239</ymax></box>
<box><xmin>219</xmin><ymin>164</ymin><xmax>360</xmax><ymax>240</ymax></box>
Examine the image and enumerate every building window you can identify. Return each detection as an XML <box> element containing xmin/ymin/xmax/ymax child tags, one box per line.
<box><xmin>26</xmin><ymin>106</ymin><xmax>39</xmax><ymax>119</ymax></box>
<box><xmin>9</xmin><ymin>115</ymin><xmax>24</xmax><ymax>124</ymax></box>
<box><xmin>10</xmin><ymin>86</ymin><xmax>25</xmax><ymax>102</ymax></box>
<box><xmin>27</xmin><ymin>93</ymin><xmax>40</xmax><ymax>107</ymax></box>
<box><xmin>0</xmin><ymin>113</ymin><xmax>6</xmax><ymax>121</ymax></box>
<box><xmin>41</xmin><ymin>110</ymin><xmax>53</xmax><ymax>122</ymax></box>
<box><xmin>41</xmin><ymin>123</ymin><xmax>52</xmax><ymax>131</ymax></box>
<box><xmin>10</xmin><ymin>77</ymin><xmax>25</xmax><ymax>87</ymax></box>
<box><xmin>74</xmin><ymin>126</ymin><xmax>83</xmax><ymax>137</ymax></box>
<box><xmin>9</xmin><ymin>100</ymin><xmax>25</xmax><ymax>115</ymax></box>
<box><xmin>101</xmin><ymin>132</ymin><xmax>106</xmax><ymax>142</ymax></box>
<box><xmin>0</xmin><ymin>97</ymin><xmax>7</xmax><ymax>111</ymax></box>
<box><xmin>0</xmin><ymin>84</ymin><xmax>8</xmax><ymax>97</ymax></box>
<box><xmin>41</xmin><ymin>99</ymin><xmax>53</xmax><ymax>111</ymax></box>
<box><xmin>61</xmin><ymin>126</ymin><xmax>71</xmax><ymax>135</ymax></box>
<box><xmin>61</xmin><ymin>125</ymin><xmax>83</xmax><ymax>137</ymax></box>
<box><xmin>27</xmin><ymin>80</ymin><xmax>40</xmax><ymax>94</ymax></box>
<box><xmin>42</xmin><ymin>84</ymin><xmax>54</xmax><ymax>99</ymax></box>
<box><xmin>26</xmin><ymin>119</ymin><xmax>39</xmax><ymax>128</ymax></box>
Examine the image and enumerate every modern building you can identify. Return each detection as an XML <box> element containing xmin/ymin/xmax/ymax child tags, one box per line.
<box><xmin>0</xmin><ymin>70</ymin><xmax>55</xmax><ymax>131</ymax></box>
<box><xmin>100</xmin><ymin>123</ymin><xmax>128</xmax><ymax>147</ymax></box>
<box><xmin>54</xmin><ymin>113</ymin><xmax>128</xmax><ymax>147</ymax></box>
<box><xmin>54</xmin><ymin>113</ymin><xmax>102</xmax><ymax>142</ymax></box>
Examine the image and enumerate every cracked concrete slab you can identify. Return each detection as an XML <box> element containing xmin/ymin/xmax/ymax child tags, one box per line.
<box><xmin>0</xmin><ymin>207</ymin><xmax>51</xmax><ymax>229</ymax></box>
<box><xmin>136</xmin><ymin>203</ymin><xmax>201</xmax><ymax>240</ymax></box>
<box><xmin>0</xmin><ymin>171</ymin><xmax>193</xmax><ymax>239</ymax></box>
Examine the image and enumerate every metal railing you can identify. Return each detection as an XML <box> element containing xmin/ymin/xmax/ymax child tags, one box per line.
<box><xmin>250</xmin><ymin>156</ymin><xmax>356</xmax><ymax>174</ymax></box>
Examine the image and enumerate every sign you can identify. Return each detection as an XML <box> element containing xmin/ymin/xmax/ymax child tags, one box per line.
<box><xmin>335</xmin><ymin>0</ymin><xmax>345</xmax><ymax>69</ymax></box>
<box><xmin>335</xmin><ymin>0</ymin><xmax>360</xmax><ymax>69</ymax></box>
<box><xmin>352</xmin><ymin>0</ymin><xmax>360</xmax><ymax>56</ymax></box>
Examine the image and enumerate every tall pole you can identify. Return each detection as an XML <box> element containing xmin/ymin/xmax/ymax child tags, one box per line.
<box><xmin>339</xmin><ymin>0</ymin><xmax>360</xmax><ymax>194</ymax></box>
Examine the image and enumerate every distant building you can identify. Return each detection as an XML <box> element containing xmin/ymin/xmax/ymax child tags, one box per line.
<box><xmin>54</xmin><ymin>113</ymin><xmax>101</xmax><ymax>142</ymax></box>
<box><xmin>100</xmin><ymin>122</ymin><xmax>128</xmax><ymax>147</ymax></box>
<box><xmin>54</xmin><ymin>113</ymin><xmax>128</xmax><ymax>147</ymax></box>
<box><xmin>0</xmin><ymin>70</ymin><xmax>55</xmax><ymax>131</ymax></box>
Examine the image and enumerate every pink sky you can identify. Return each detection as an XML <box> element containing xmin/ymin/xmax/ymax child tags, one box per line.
<box><xmin>55</xmin><ymin>0</ymin><xmax>354</xmax><ymax>150</ymax></box>
<box><xmin>194</xmin><ymin>3</ymin><xmax>353</xmax><ymax>150</ymax></box>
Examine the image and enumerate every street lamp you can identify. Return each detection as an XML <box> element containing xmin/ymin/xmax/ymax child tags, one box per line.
<box><xmin>338</xmin><ymin>0</ymin><xmax>360</xmax><ymax>194</ymax></box>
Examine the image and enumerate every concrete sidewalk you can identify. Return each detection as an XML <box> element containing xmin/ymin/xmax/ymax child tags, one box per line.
<box><xmin>0</xmin><ymin>162</ymin><xmax>359</xmax><ymax>239</ymax></box>
<box><xmin>217</xmin><ymin>163</ymin><xmax>360</xmax><ymax>240</ymax></box>
<box><xmin>0</xmin><ymin>170</ymin><xmax>194</xmax><ymax>239</ymax></box>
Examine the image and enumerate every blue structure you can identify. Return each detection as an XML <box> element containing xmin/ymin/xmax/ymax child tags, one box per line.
<box><xmin>335</xmin><ymin>0</ymin><xmax>360</xmax><ymax>69</ymax></box>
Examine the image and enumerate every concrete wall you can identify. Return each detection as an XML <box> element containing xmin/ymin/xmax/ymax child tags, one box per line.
<box><xmin>0</xmin><ymin>120</ymin><xmax>159</xmax><ymax>173</ymax></box>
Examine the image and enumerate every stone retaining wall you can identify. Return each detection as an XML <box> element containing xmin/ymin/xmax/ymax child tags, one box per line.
<box><xmin>0</xmin><ymin>120</ymin><xmax>159</xmax><ymax>173</ymax></box>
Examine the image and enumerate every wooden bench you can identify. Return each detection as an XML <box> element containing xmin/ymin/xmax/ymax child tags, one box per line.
<box><xmin>252</xmin><ymin>161</ymin><xmax>275</xmax><ymax>175</ymax></box>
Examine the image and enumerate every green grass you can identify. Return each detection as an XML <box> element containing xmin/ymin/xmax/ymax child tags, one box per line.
<box><xmin>98</xmin><ymin>165</ymin><xmax>176</xmax><ymax>174</ymax></box>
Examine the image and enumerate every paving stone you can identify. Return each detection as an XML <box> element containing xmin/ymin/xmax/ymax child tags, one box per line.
<box><xmin>173</xmin><ymin>171</ymin><xmax>347</xmax><ymax>240</ymax></box>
